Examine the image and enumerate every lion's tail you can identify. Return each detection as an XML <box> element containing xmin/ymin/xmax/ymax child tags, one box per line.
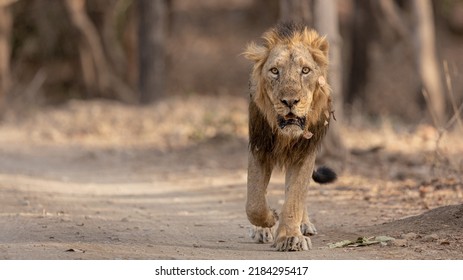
<box><xmin>312</xmin><ymin>166</ymin><xmax>337</xmax><ymax>184</ymax></box>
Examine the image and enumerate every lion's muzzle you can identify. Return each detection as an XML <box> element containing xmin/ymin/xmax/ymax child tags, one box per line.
<box><xmin>277</xmin><ymin>113</ymin><xmax>306</xmax><ymax>130</ymax></box>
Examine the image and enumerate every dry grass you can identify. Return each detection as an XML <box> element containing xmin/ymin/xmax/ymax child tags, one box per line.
<box><xmin>2</xmin><ymin>94</ymin><xmax>461</xmax><ymax>161</ymax></box>
<box><xmin>1</xmin><ymin>96</ymin><xmax>248</xmax><ymax>150</ymax></box>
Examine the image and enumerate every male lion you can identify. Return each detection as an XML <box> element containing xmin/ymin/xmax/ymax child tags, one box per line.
<box><xmin>243</xmin><ymin>22</ymin><xmax>336</xmax><ymax>251</ymax></box>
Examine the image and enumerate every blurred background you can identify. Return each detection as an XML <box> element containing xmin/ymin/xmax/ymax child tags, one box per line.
<box><xmin>0</xmin><ymin>0</ymin><xmax>462</xmax><ymax>121</ymax></box>
<box><xmin>0</xmin><ymin>0</ymin><xmax>462</xmax><ymax>162</ymax></box>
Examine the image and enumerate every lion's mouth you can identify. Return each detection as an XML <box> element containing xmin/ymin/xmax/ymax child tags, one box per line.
<box><xmin>277</xmin><ymin>113</ymin><xmax>306</xmax><ymax>130</ymax></box>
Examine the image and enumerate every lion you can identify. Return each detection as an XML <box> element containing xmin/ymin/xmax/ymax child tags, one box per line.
<box><xmin>243</xmin><ymin>22</ymin><xmax>337</xmax><ymax>251</ymax></box>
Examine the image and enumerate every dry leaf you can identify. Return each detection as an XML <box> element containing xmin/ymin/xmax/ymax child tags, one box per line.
<box><xmin>328</xmin><ymin>236</ymin><xmax>395</xmax><ymax>248</ymax></box>
<box><xmin>303</xmin><ymin>131</ymin><xmax>313</xmax><ymax>139</ymax></box>
<box><xmin>324</xmin><ymin>110</ymin><xmax>330</xmax><ymax>119</ymax></box>
<box><xmin>328</xmin><ymin>240</ymin><xmax>354</xmax><ymax>248</ymax></box>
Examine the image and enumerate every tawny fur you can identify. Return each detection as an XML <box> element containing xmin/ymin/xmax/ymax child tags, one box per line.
<box><xmin>244</xmin><ymin>22</ymin><xmax>333</xmax><ymax>251</ymax></box>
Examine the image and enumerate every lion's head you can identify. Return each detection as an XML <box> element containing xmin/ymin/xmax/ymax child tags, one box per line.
<box><xmin>244</xmin><ymin>22</ymin><xmax>331</xmax><ymax>139</ymax></box>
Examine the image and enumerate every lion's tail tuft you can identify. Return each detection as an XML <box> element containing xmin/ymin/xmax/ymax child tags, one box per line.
<box><xmin>312</xmin><ymin>166</ymin><xmax>337</xmax><ymax>184</ymax></box>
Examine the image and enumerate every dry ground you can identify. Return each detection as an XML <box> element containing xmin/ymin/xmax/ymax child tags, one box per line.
<box><xmin>0</xmin><ymin>96</ymin><xmax>462</xmax><ymax>259</ymax></box>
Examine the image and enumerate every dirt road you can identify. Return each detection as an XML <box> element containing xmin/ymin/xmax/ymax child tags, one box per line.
<box><xmin>0</xmin><ymin>98</ymin><xmax>462</xmax><ymax>259</ymax></box>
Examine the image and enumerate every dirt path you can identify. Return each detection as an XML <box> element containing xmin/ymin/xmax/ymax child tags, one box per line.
<box><xmin>0</xmin><ymin>99</ymin><xmax>462</xmax><ymax>259</ymax></box>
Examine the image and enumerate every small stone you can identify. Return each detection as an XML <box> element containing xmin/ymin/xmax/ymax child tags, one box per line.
<box><xmin>414</xmin><ymin>247</ymin><xmax>423</xmax><ymax>253</ymax></box>
<box><xmin>423</xmin><ymin>234</ymin><xmax>439</xmax><ymax>242</ymax></box>
<box><xmin>392</xmin><ymin>239</ymin><xmax>408</xmax><ymax>247</ymax></box>
<box><xmin>439</xmin><ymin>240</ymin><xmax>450</xmax><ymax>246</ymax></box>
<box><xmin>401</xmin><ymin>232</ymin><xmax>419</xmax><ymax>240</ymax></box>
<box><xmin>21</xmin><ymin>200</ymin><xmax>30</xmax><ymax>206</ymax></box>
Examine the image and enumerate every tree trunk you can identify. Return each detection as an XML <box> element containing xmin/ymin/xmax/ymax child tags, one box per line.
<box><xmin>314</xmin><ymin>0</ymin><xmax>347</xmax><ymax>164</ymax></box>
<box><xmin>314</xmin><ymin>0</ymin><xmax>342</xmax><ymax>118</ymax></box>
<box><xmin>0</xmin><ymin>2</ymin><xmax>12</xmax><ymax>110</ymax></box>
<box><xmin>138</xmin><ymin>0</ymin><xmax>169</xmax><ymax>104</ymax></box>
<box><xmin>101</xmin><ymin>1</ymin><xmax>128</xmax><ymax>79</ymax></box>
<box><xmin>64</xmin><ymin>0</ymin><xmax>135</xmax><ymax>103</ymax></box>
<box><xmin>346</xmin><ymin>0</ymin><xmax>375</xmax><ymax>104</ymax></box>
<box><xmin>279</xmin><ymin>0</ymin><xmax>312</xmax><ymax>25</ymax></box>
<box><xmin>412</xmin><ymin>0</ymin><xmax>446</xmax><ymax>126</ymax></box>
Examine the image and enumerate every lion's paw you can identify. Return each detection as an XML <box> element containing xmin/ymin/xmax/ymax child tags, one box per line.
<box><xmin>249</xmin><ymin>226</ymin><xmax>275</xmax><ymax>243</ymax></box>
<box><xmin>301</xmin><ymin>222</ymin><xmax>317</xmax><ymax>236</ymax></box>
<box><xmin>273</xmin><ymin>235</ymin><xmax>312</xmax><ymax>251</ymax></box>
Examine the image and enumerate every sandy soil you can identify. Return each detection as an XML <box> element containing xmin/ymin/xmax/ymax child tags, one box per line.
<box><xmin>0</xmin><ymin>97</ymin><xmax>462</xmax><ymax>259</ymax></box>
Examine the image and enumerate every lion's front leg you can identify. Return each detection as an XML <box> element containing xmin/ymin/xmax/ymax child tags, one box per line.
<box><xmin>274</xmin><ymin>153</ymin><xmax>316</xmax><ymax>251</ymax></box>
<box><xmin>246</xmin><ymin>151</ymin><xmax>278</xmax><ymax>243</ymax></box>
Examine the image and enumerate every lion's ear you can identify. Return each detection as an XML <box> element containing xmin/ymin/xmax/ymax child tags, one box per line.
<box><xmin>309</xmin><ymin>35</ymin><xmax>329</xmax><ymax>68</ymax></box>
<box><xmin>243</xmin><ymin>42</ymin><xmax>267</xmax><ymax>63</ymax></box>
<box><xmin>318</xmin><ymin>37</ymin><xmax>329</xmax><ymax>58</ymax></box>
<box><xmin>314</xmin><ymin>36</ymin><xmax>329</xmax><ymax>58</ymax></box>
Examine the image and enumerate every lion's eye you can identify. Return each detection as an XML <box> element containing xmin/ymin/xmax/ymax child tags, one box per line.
<box><xmin>270</xmin><ymin>68</ymin><xmax>279</xmax><ymax>75</ymax></box>
<box><xmin>302</xmin><ymin>67</ymin><xmax>311</xmax><ymax>75</ymax></box>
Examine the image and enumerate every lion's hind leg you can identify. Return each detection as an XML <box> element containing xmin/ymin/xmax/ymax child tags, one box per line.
<box><xmin>301</xmin><ymin>207</ymin><xmax>317</xmax><ymax>236</ymax></box>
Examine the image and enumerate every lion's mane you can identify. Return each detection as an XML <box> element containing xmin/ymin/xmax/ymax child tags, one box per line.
<box><xmin>245</xmin><ymin>22</ymin><xmax>332</xmax><ymax>168</ymax></box>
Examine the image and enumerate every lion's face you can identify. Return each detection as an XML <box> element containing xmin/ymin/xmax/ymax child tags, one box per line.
<box><xmin>244</xmin><ymin>24</ymin><xmax>330</xmax><ymax>139</ymax></box>
<box><xmin>262</xmin><ymin>43</ymin><xmax>321</xmax><ymax>137</ymax></box>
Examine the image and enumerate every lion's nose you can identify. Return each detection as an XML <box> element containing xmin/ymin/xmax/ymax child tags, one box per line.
<box><xmin>280</xmin><ymin>98</ymin><xmax>299</xmax><ymax>108</ymax></box>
